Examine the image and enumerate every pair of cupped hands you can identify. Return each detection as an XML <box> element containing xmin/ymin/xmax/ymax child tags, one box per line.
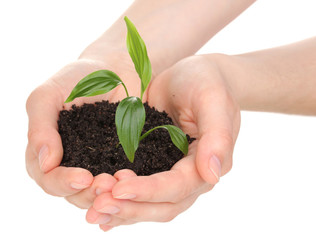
<box><xmin>26</xmin><ymin>52</ymin><xmax>240</xmax><ymax>231</ymax></box>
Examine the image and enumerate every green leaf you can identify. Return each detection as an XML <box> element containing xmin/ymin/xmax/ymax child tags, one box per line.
<box><xmin>140</xmin><ymin>125</ymin><xmax>189</xmax><ymax>155</ymax></box>
<box><xmin>124</xmin><ymin>16</ymin><xmax>152</xmax><ymax>100</ymax></box>
<box><xmin>115</xmin><ymin>96</ymin><xmax>145</xmax><ymax>163</ymax></box>
<box><xmin>65</xmin><ymin>70</ymin><xmax>128</xmax><ymax>103</ymax></box>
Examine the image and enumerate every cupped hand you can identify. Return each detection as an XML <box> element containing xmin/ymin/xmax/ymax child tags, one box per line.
<box><xmin>25</xmin><ymin>53</ymin><xmax>143</xmax><ymax>208</ymax></box>
<box><xmin>87</xmin><ymin>54</ymin><xmax>241</xmax><ymax>231</ymax></box>
<box><xmin>149</xmin><ymin>55</ymin><xmax>241</xmax><ymax>183</ymax></box>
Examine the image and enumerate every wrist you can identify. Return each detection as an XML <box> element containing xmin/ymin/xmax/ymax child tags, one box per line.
<box><xmin>78</xmin><ymin>37</ymin><xmax>125</xmax><ymax>64</ymax></box>
<box><xmin>206</xmin><ymin>53</ymin><xmax>248</xmax><ymax>108</ymax></box>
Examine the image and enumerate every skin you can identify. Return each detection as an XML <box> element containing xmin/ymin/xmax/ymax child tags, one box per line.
<box><xmin>86</xmin><ymin>54</ymin><xmax>241</xmax><ymax>229</ymax></box>
<box><xmin>26</xmin><ymin>0</ymin><xmax>254</xmax><ymax>209</ymax></box>
<box><xmin>221</xmin><ymin>37</ymin><xmax>316</xmax><ymax>115</ymax></box>
<box><xmin>25</xmin><ymin>56</ymin><xmax>140</xmax><ymax>197</ymax></box>
<box><xmin>27</xmin><ymin>0</ymin><xmax>316</xmax><ymax>232</ymax></box>
<box><xmin>25</xmin><ymin>52</ymin><xmax>241</xmax><ymax>228</ymax></box>
<box><xmin>85</xmin><ymin>37</ymin><xmax>316</xmax><ymax>229</ymax></box>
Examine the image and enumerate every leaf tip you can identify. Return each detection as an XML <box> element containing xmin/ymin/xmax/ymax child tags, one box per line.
<box><xmin>128</xmin><ymin>155</ymin><xmax>135</xmax><ymax>163</ymax></box>
<box><xmin>124</xmin><ymin>16</ymin><xmax>130</xmax><ymax>23</ymax></box>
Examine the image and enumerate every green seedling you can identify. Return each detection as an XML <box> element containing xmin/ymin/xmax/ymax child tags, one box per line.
<box><xmin>65</xmin><ymin>16</ymin><xmax>188</xmax><ymax>163</ymax></box>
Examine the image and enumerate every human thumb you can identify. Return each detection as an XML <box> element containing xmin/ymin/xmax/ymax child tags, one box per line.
<box><xmin>194</xmin><ymin>94</ymin><xmax>237</xmax><ymax>184</ymax></box>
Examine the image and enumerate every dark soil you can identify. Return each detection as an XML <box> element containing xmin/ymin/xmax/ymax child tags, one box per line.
<box><xmin>58</xmin><ymin>101</ymin><xmax>193</xmax><ymax>176</ymax></box>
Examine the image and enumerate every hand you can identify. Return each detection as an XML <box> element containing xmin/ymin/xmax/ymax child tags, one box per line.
<box><xmin>86</xmin><ymin>54</ymin><xmax>241</xmax><ymax>231</ymax></box>
<box><xmin>150</xmin><ymin>54</ymin><xmax>241</xmax><ymax>183</ymax></box>
<box><xmin>25</xmin><ymin>53</ymin><xmax>144</xmax><ymax>208</ymax></box>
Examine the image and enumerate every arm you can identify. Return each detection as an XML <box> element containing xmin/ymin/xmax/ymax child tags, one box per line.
<box><xmin>80</xmin><ymin>0</ymin><xmax>256</xmax><ymax>75</ymax></box>
<box><xmin>218</xmin><ymin>37</ymin><xmax>316</xmax><ymax>115</ymax></box>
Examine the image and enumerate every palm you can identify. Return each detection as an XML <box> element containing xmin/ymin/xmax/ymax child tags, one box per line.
<box><xmin>147</xmin><ymin>56</ymin><xmax>240</xmax><ymax>180</ymax></box>
<box><xmin>74</xmin><ymin>56</ymin><xmax>240</xmax><ymax>228</ymax></box>
<box><xmin>146</xmin><ymin>66</ymin><xmax>202</xmax><ymax>182</ymax></box>
<box><xmin>25</xmin><ymin>56</ymin><xmax>146</xmax><ymax>200</ymax></box>
<box><xmin>147</xmin><ymin>65</ymin><xmax>201</xmax><ymax>142</ymax></box>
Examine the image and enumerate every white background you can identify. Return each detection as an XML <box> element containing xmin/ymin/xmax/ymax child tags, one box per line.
<box><xmin>1</xmin><ymin>0</ymin><xmax>316</xmax><ymax>239</ymax></box>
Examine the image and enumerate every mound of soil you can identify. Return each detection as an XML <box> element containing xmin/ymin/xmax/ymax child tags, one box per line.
<box><xmin>58</xmin><ymin>100</ymin><xmax>193</xmax><ymax>176</ymax></box>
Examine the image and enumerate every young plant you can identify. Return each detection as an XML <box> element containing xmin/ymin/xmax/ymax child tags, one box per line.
<box><xmin>65</xmin><ymin>16</ymin><xmax>188</xmax><ymax>163</ymax></box>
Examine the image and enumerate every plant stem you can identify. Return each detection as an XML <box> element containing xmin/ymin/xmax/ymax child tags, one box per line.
<box><xmin>139</xmin><ymin>126</ymin><xmax>162</xmax><ymax>141</ymax></box>
<box><xmin>121</xmin><ymin>82</ymin><xmax>129</xmax><ymax>97</ymax></box>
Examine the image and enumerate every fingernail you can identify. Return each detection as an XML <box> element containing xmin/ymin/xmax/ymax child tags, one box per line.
<box><xmin>94</xmin><ymin>214</ymin><xmax>112</xmax><ymax>224</ymax></box>
<box><xmin>70</xmin><ymin>182</ymin><xmax>90</xmax><ymax>190</ymax></box>
<box><xmin>96</xmin><ymin>187</ymin><xmax>111</xmax><ymax>196</ymax></box>
<box><xmin>39</xmin><ymin>145</ymin><xmax>49</xmax><ymax>171</ymax></box>
<box><xmin>99</xmin><ymin>205</ymin><xmax>120</xmax><ymax>215</ymax></box>
<box><xmin>96</xmin><ymin>188</ymin><xmax>103</xmax><ymax>196</ymax></box>
<box><xmin>209</xmin><ymin>155</ymin><xmax>221</xmax><ymax>182</ymax></box>
<box><xmin>113</xmin><ymin>193</ymin><xmax>136</xmax><ymax>200</ymax></box>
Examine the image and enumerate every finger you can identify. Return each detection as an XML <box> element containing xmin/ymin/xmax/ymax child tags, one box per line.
<box><xmin>99</xmin><ymin>225</ymin><xmax>114</xmax><ymax>232</ymax></box>
<box><xmin>86</xmin><ymin>207</ymin><xmax>135</xmax><ymax>227</ymax></box>
<box><xmin>41</xmin><ymin>167</ymin><xmax>93</xmax><ymax>197</ymax></box>
<box><xmin>26</xmin><ymin>148</ymin><xmax>93</xmax><ymax>198</ymax></box>
<box><xmin>65</xmin><ymin>173</ymin><xmax>117</xmax><ymax>209</ymax></box>
<box><xmin>94</xmin><ymin>184</ymin><xmax>213</xmax><ymax>229</ymax></box>
<box><xmin>114</xmin><ymin>169</ymin><xmax>137</xmax><ymax>181</ymax></box>
<box><xmin>90</xmin><ymin>184</ymin><xmax>212</xmax><ymax>228</ymax></box>
<box><xmin>93</xmin><ymin>191</ymin><xmax>201</xmax><ymax>223</ymax></box>
<box><xmin>26</xmin><ymin>83</ymin><xmax>64</xmax><ymax>173</ymax></box>
<box><xmin>26</xmin><ymin>127</ymin><xmax>94</xmax><ymax>197</ymax></box>
<box><xmin>111</xmin><ymin>155</ymin><xmax>207</xmax><ymax>203</ymax></box>
<box><xmin>194</xmin><ymin>89</ymin><xmax>239</xmax><ymax>184</ymax></box>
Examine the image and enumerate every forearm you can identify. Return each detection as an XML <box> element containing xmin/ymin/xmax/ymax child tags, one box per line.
<box><xmin>80</xmin><ymin>0</ymin><xmax>255</xmax><ymax>75</ymax></box>
<box><xmin>217</xmin><ymin>37</ymin><xmax>316</xmax><ymax>115</ymax></box>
